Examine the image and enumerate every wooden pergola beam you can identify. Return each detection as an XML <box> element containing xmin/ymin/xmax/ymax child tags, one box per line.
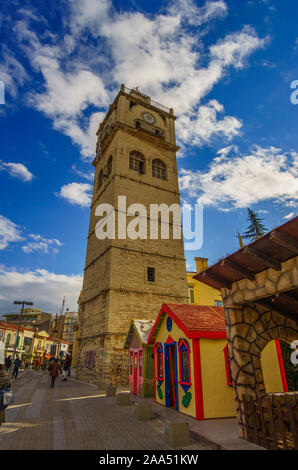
<box><xmin>220</xmin><ymin>259</ymin><xmax>255</xmax><ymax>282</ymax></box>
<box><xmin>278</xmin><ymin>293</ymin><xmax>298</xmax><ymax>313</ymax></box>
<box><xmin>199</xmin><ymin>270</ymin><xmax>232</xmax><ymax>289</ymax></box>
<box><xmin>243</xmin><ymin>247</ymin><xmax>281</xmax><ymax>271</ymax></box>
<box><xmin>269</xmin><ymin>230</ymin><xmax>298</xmax><ymax>255</ymax></box>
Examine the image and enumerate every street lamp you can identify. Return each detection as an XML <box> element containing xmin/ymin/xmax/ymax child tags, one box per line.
<box><xmin>11</xmin><ymin>300</ymin><xmax>33</xmax><ymax>369</ymax></box>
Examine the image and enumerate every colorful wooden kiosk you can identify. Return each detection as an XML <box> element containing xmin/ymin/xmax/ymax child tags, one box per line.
<box><xmin>124</xmin><ymin>320</ymin><xmax>155</xmax><ymax>397</ymax></box>
<box><xmin>148</xmin><ymin>303</ymin><xmax>288</xmax><ymax>420</ymax></box>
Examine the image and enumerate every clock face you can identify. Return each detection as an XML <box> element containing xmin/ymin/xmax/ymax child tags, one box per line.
<box><xmin>144</xmin><ymin>113</ymin><xmax>155</xmax><ymax>124</ymax></box>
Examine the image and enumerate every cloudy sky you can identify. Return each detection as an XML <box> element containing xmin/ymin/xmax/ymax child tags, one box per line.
<box><xmin>0</xmin><ymin>0</ymin><xmax>297</xmax><ymax>314</ymax></box>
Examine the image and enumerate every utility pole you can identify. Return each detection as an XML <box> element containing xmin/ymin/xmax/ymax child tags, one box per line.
<box><xmin>12</xmin><ymin>300</ymin><xmax>33</xmax><ymax>370</ymax></box>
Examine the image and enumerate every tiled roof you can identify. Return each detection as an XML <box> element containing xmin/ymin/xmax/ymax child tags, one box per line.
<box><xmin>0</xmin><ymin>322</ymin><xmax>35</xmax><ymax>332</ymax></box>
<box><xmin>133</xmin><ymin>320</ymin><xmax>155</xmax><ymax>344</ymax></box>
<box><xmin>148</xmin><ymin>303</ymin><xmax>227</xmax><ymax>343</ymax></box>
<box><xmin>166</xmin><ymin>304</ymin><xmax>226</xmax><ymax>332</ymax></box>
<box><xmin>124</xmin><ymin>319</ymin><xmax>154</xmax><ymax>348</ymax></box>
<box><xmin>45</xmin><ymin>336</ymin><xmax>71</xmax><ymax>344</ymax></box>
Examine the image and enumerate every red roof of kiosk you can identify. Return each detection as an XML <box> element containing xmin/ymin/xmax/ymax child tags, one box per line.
<box><xmin>147</xmin><ymin>303</ymin><xmax>226</xmax><ymax>343</ymax></box>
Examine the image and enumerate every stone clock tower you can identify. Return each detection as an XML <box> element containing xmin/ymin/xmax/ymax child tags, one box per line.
<box><xmin>76</xmin><ymin>85</ymin><xmax>188</xmax><ymax>386</ymax></box>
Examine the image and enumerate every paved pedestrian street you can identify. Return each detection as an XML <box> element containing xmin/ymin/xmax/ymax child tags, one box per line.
<box><xmin>0</xmin><ymin>371</ymin><xmax>209</xmax><ymax>450</ymax></box>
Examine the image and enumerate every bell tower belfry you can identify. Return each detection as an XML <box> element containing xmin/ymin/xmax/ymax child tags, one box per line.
<box><xmin>76</xmin><ymin>85</ymin><xmax>188</xmax><ymax>387</ymax></box>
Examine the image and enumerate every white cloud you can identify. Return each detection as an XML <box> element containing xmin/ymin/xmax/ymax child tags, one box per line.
<box><xmin>0</xmin><ymin>160</ymin><xmax>34</xmax><ymax>182</ymax></box>
<box><xmin>210</xmin><ymin>26</ymin><xmax>268</xmax><ymax>69</ymax></box>
<box><xmin>0</xmin><ymin>215</ymin><xmax>63</xmax><ymax>255</ymax></box>
<box><xmin>13</xmin><ymin>17</ymin><xmax>109</xmax><ymax>159</ymax></box>
<box><xmin>57</xmin><ymin>182</ymin><xmax>92</xmax><ymax>207</ymax></box>
<box><xmin>68</xmin><ymin>0</ymin><xmax>111</xmax><ymax>37</ymax></box>
<box><xmin>0</xmin><ymin>216</ymin><xmax>24</xmax><ymax>250</ymax></box>
<box><xmin>72</xmin><ymin>164</ymin><xmax>94</xmax><ymax>181</ymax></box>
<box><xmin>32</xmin><ymin>68</ymin><xmax>109</xmax><ymax>118</ymax></box>
<box><xmin>176</xmin><ymin>100</ymin><xmax>242</xmax><ymax>147</ymax></box>
<box><xmin>179</xmin><ymin>0</ymin><xmax>228</xmax><ymax>26</ymax></box>
<box><xmin>186</xmin><ymin>261</ymin><xmax>196</xmax><ymax>271</ymax></box>
<box><xmin>0</xmin><ymin>47</ymin><xmax>28</xmax><ymax>97</ymax></box>
<box><xmin>283</xmin><ymin>212</ymin><xmax>295</xmax><ymax>220</ymax></box>
<box><xmin>0</xmin><ymin>265</ymin><xmax>82</xmax><ymax>313</ymax></box>
<box><xmin>13</xmin><ymin>1</ymin><xmax>266</xmax><ymax>157</ymax></box>
<box><xmin>179</xmin><ymin>146</ymin><xmax>298</xmax><ymax>210</ymax></box>
<box><xmin>53</xmin><ymin>111</ymin><xmax>106</xmax><ymax>160</ymax></box>
<box><xmin>22</xmin><ymin>234</ymin><xmax>63</xmax><ymax>254</ymax></box>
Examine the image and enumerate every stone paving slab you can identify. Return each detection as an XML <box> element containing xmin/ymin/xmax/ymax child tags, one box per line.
<box><xmin>131</xmin><ymin>396</ymin><xmax>265</xmax><ymax>451</ymax></box>
<box><xmin>0</xmin><ymin>372</ymin><xmax>209</xmax><ymax>450</ymax></box>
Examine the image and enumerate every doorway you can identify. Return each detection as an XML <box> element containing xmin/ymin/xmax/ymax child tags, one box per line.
<box><xmin>133</xmin><ymin>352</ymin><xmax>138</xmax><ymax>395</ymax></box>
<box><xmin>165</xmin><ymin>343</ymin><xmax>178</xmax><ymax>410</ymax></box>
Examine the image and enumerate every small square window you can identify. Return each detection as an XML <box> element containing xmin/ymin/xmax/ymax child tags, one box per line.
<box><xmin>147</xmin><ymin>267</ymin><xmax>155</xmax><ymax>282</ymax></box>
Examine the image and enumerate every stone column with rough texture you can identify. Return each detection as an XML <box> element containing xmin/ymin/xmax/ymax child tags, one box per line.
<box><xmin>225</xmin><ymin>302</ymin><xmax>298</xmax><ymax>439</ymax></box>
<box><xmin>221</xmin><ymin>256</ymin><xmax>298</xmax><ymax>439</ymax></box>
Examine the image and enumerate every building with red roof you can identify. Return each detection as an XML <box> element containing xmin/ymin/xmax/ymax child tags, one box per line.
<box><xmin>147</xmin><ymin>303</ymin><xmax>288</xmax><ymax>421</ymax></box>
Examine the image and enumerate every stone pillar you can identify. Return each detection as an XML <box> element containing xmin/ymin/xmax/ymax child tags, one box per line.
<box><xmin>225</xmin><ymin>304</ymin><xmax>267</xmax><ymax>439</ymax></box>
<box><xmin>116</xmin><ymin>392</ymin><xmax>130</xmax><ymax>405</ymax></box>
<box><xmin>225</xmin><ymin>301</ymin><xmax>298</xmax><ymax>439</ymax></box>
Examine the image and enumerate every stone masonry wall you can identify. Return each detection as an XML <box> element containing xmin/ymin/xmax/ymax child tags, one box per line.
<box><xmin>222</xmin><ymin>256</ymin><xmax>298</xmax><ymax>439</ymax></box>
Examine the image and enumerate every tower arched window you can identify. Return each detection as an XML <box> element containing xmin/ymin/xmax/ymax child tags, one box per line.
<box><xmin>98</xmin><ymin>170</ymin><xmax>104</xmax><ymax>190</ymax></box>
<box><xmin>152</xmin><ymin>159</ymin><xmax>166</xmax><ymax>180</ymax></box>
<box><xmin>107</xmin><ymin>156</ymin><xmax>112</xmax><ymax>177</ymax></box>
<box><xmin>129</xmin><ymin>151</ymin><xmax>145</xmax><ymax>174</ymax></box>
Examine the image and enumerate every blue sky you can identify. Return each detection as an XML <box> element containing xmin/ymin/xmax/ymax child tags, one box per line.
<box><xmin>0</xmin><ymin>0</ymin><xmax>297</xmax><ymax>314</ymax></box>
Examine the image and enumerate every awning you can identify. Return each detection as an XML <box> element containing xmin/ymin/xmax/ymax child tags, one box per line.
<box><xmin>194</xmin><ymin>216</ymin><xmax>298</xmax><ymax>290</ymax></box>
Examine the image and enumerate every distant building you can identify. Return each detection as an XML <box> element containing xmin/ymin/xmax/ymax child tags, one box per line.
<box><xmin>187</xmin><ymin>257</ymin><xmax>223</xmax><ymax>306</ymax></box>
<box><xmin>62</xmin><ymin>311</ymin><xmax>78</xmax><ymax>343</ymax></box>
<box><xmin>50</xmin><ymin>310</ymin><xmax>78</xmax><ymax>344</ymax></box>
<box><xmin>3</xmin><ymin>308</ymin><xmax>52</xmax><ymax>333</ymax></box>
<box><xmin>0</xmin><ymin>321</ymin><xmax>71</xmax><ymax>364</ymax></box>
<box><xmin>0</xmin><ymin>322</ymin><xmax>35</xmax><ymax>361</ymax></box>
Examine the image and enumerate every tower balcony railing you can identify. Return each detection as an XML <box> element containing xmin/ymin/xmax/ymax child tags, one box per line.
<box><xmin>124</xmin><ymin>86</ymin><xmax>170</xmax><ymax>114</ymax></box>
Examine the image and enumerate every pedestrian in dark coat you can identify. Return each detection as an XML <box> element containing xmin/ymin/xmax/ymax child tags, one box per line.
<box><xmin>48</xmin><ymin>358</ymin><xmax>62</xmax><ymax>388</ymax></box>
<box><xmin>62</xmin><ymin>354</ymin><xmax>71</xmax><ymax>381</ymax></box>
<box><xmin>12</xmin><ymin>357</ymin><xmax>22</xmax><ymax>379</ymax></box>
<box><xmin>67</xmin><ymin>354</ymin><xmax>72</xmax><ymax>377</ymax></box>
<box><xmin>5</xmin><ymin>355</ymin><xmax>11</xmax><ymax>371</ymax></box>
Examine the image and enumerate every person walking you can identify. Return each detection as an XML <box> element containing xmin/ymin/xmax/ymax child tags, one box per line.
<box><xmin>48</xmin><ymin>358</ymin><xmax>62</xmax><ymax>388</ymax></box>
<box><xmin>61</xmin><ymin>357</ymin><xmax>68</xmax><ymax>382</ymax></box>
<box><xmin>12</xmin><ymin>357</ymin><xmax>22</xmax><ymax>379</ymax></box>
<box><xmin>67</xmin><ymin>354</ymin><xmax>72</xmax><ymax>377</ymax></box>
<box><xmin>5</xmin><ymin>355</ymin><xmax>11</xmax><ymax>372</ymax></box>
<box><xmin>62</xmin><ymin>354</ymin><xmax>71</xmax><ymax>380</ymax></box>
